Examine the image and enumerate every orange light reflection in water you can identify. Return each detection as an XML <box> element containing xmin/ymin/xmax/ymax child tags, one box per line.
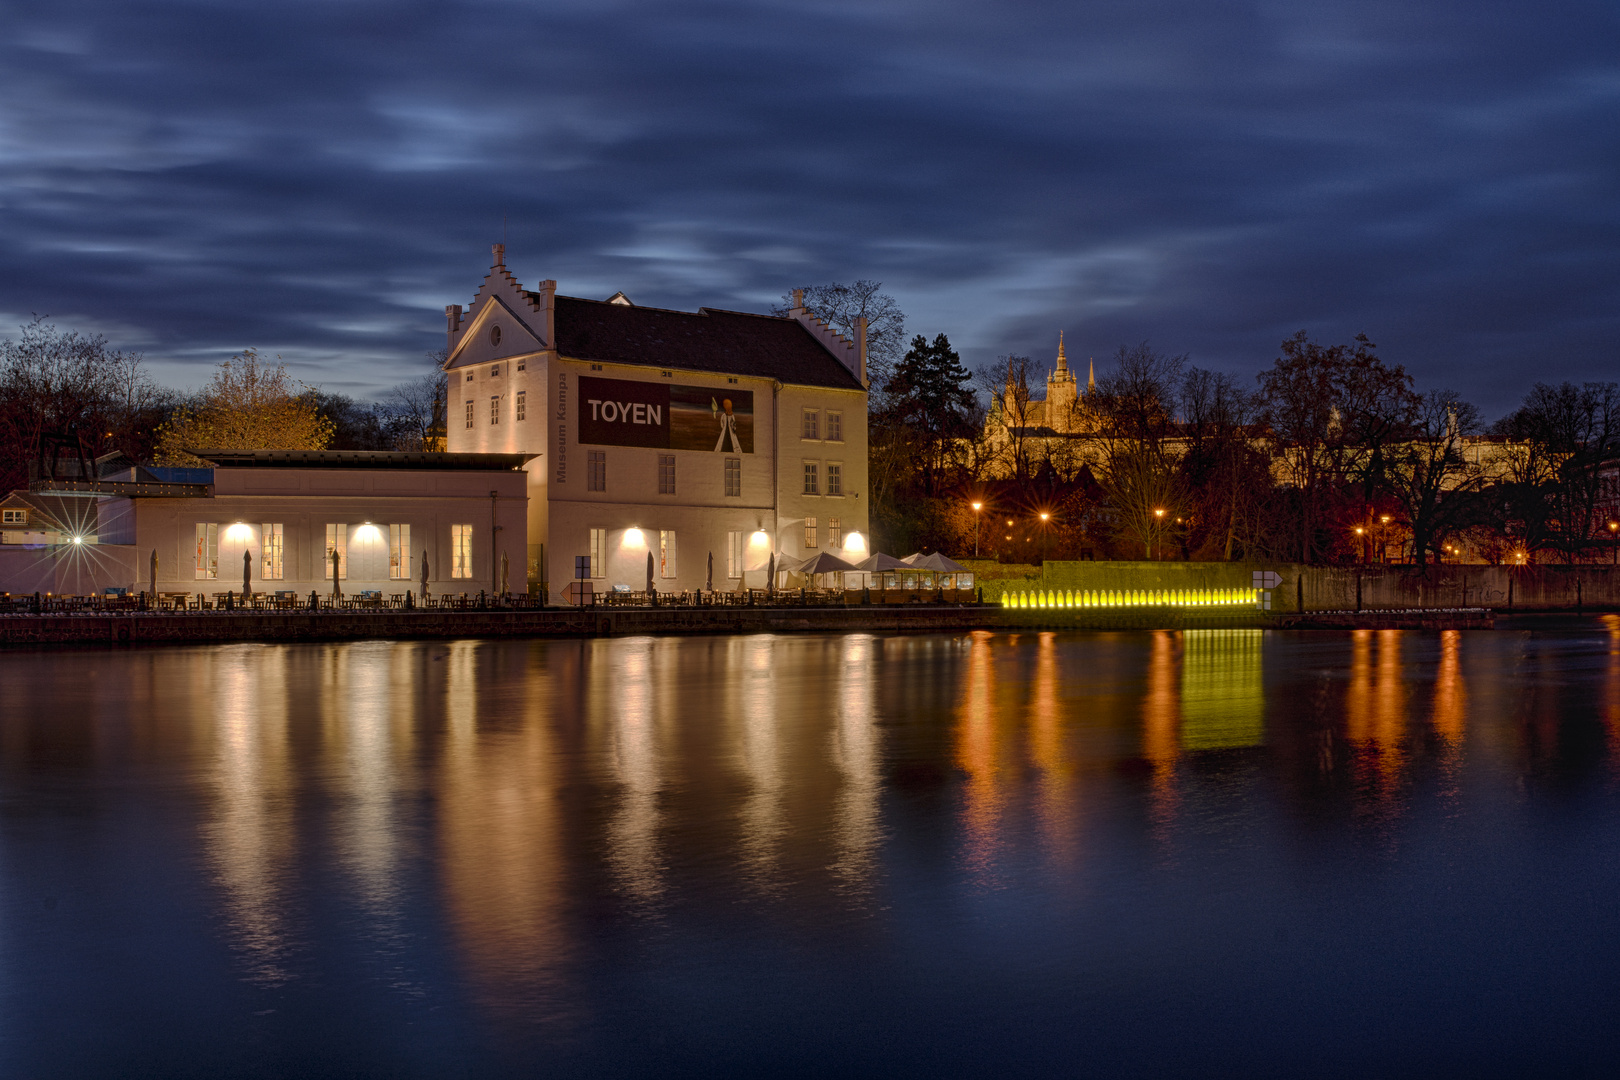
<box><xmin>954</xmin><ymin>631</ymin><xmax>1002</xmax><ymax>883</ymax></box>
<box><xmin>829</xmin><ymin>634</ymin><xmax>882</xmax><ymax>895</ymax></box>
<box><xmin>1346</xmin><ymin>629</ymin><xmax>1410</xmax><ymax>823</ymax></box>
<box><xmin>1603</xmin><ymin>615</ymin><xmax>1620</xmax><ymax>771</ymax></box>
<box><xmin>1430</xmin><ymin>630</ymin><xmax>1467</xmax><ymax>805</ymax></box>
<box><xmin>1026</xmin><ymin>632</ymin><xmax>1080</xmax><ymax>867</ymax></box>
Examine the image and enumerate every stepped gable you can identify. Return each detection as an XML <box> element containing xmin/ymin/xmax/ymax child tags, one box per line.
<box><xmin>545</xmin><ymin>295</ymin><xmax>865</xmax><ymax>391</ymax></box>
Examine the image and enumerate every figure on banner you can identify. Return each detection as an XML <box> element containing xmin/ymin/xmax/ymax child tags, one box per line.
<box><xmin>712</xmin><ymin>397</ymin><xmax>741</xmax><ymax>453</ymax></box>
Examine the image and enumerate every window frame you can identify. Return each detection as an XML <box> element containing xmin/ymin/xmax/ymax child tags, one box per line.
<box><xmin>827</xmin><ymin>462</ymin><xmax>843</xmax><ymax>496</ymax></box>
<box><xmin>658</xmin><ymin>453</ymin><xmax>676</xmax><ymax>495</ymax></box>
<box><xmin>389</xmin><ymin>524</ymin><xmax>411</xmax><ymax>580</ymax></box>
<box><xmin>804</xmin><ymin>516</ymin><xmax>819</xmax><ymax>549</ymax></box>
<box><xmin>490</xmin><ymin>395</ymin><xmax>500</xmax><ymax>425</ymax></box>
<box><xmin>659</xmin><ymin>530</ymin><xmax>677</xmax><ymax>578</ymax></box>
<box><xmin>802</xmin><ymin>408</ymin><xmax>819</xmax><ymax>440</ymax></box>
<box><xmin>724</xmin><ymin>457</ymin><xmax>741</xmax><ymax>497</ymax></box>
<box><xmin>829</xmin><ymin>517</ymin><xmax>842</xmax><ymax>548</ymax></box>
<box><xmin>589</xmin><ymin>528</ymin><xmax>606</xmax><ymax>578</ymax></box>
<box><xmin>587</xmin><ymin>451</ymin><xmax>606</xmax><ymax>492</ymax></box>
<box><xmin>194</xmin><ymin>522</ymin><xmax>218</xmax><ymax>580</ymax></box>
<box><xmin>516</xmin><ymin>390</ymin><xmax>526</xmax><ymax>421</ymax></box>
<box><xmin>451</xmin><ymin>524</ymin><xmax>474</xmax><ymax>579</ymax></box>
<box><xmin>464</xmin><ymin>400</ymin><xmax>474</xmax><ymax>429</ymax></box>
<box><xmin>261</xmin><ymin>523</ymin><xmax>284</xmax><ymax>580</ymax></box>
<box><xmin>803</xmin><ymin>461</ymin><xmax>819</xmax><ymax>495</ymax></box>
<box><xmin>325</xmin><ymin>523</ymin><xmax>348</xmax><ymax>580</ymax></box>
<box><xmin>826</xmin><ymin>410</ymin><xmax>843</xmax><ymax>442</ymax></box>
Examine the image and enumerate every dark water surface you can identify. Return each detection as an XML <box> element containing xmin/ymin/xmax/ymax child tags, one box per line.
<box><xmin>5</xmin><ymin>624</ymin><xmax>1620</xmax><ymax>1078</ymax></box>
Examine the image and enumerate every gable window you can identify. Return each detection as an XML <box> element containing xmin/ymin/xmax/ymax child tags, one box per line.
<box><xmin>1</xmin><ymin>509</ymin><xmax>26</xmax><ymax>525</ymax></box>
<box><xmin>658</xmin><ymin>454</ymin><xmax>676</xmax><ymax>495</ymax></box>
<box><xmin>802</xmin><ymin>409</ymin><xmax>819</xmax><ymax>440</ymax></box>
<box><xmin>490</xmin><ymin>396</ymin><xmax>500</xmax><ymax>425</ymax></box>
<box><xmin>516</xmin><ymin>391</ymin><xmax>526</xmax><ymax>421</ymax></box>
<box><xmin>803</xmin><ymin>462</ymin><xmax>819</xmax><ymax>495</ymax></box>
<box><xmin>489</xmin><ymin>325</ymin><xmax>502</xmax><ymax>346</ymax></box>
<box><xmin>724</xmin><ymin>457</ymin><xmax>741</xmax><ymax>497</ymax></box>
<box><xmin>261</xmin><ymin>523</ymin><xmax>284</xmax><ymax>580</ymax></box>
<box><xmin>194</xmin><ymin>523</ymin><xmax>218</xmax><ymax>580</ymax></box>
<box><xmin>588</xmin><ymin>451</ymin><xmax>606</xmax><ymax>492</ymax></box>
<box><xmin>827</xmin><ymin>462</ymin><xmax>842</xmax><ymax>496</ymax></box>
<box><xmin>804</xmin><ymin>517</ymin><xmax>818</xmax><ymax>549</ymax></box>
<box><xmin>827</xmin><ymin>410</ymin><xmax>843</xmax><ymax>441</ymax></box>
<box><xmin>464</xmin><ymin>400</ymin><xmax>474</xmax><ymax>429</ymax></box>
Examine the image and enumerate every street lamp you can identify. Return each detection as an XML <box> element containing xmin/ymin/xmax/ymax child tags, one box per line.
<box><xmin>972</xmin><ymin>501</ymin><xmax>983</xmax><ymax>557</ymax></box>
<box><xmin>1610</xmin><ymin>520</ymin><xmax>1618</xmax><ymax>566</ymax></box>
<box><xmin>1038</xmin><ymin>511</ymin><xmax>1051</xmax><ymax>564</ymax></box>
<box><xmin>1153</xmin><ymin>507</ymin><xmax>1165</xmax><ymax>560</ymax></box>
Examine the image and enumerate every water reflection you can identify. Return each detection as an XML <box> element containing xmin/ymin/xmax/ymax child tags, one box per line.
<box><xmin>599</xmin><ymin>638</ymin><xmax>665</xmax><ymax>904</ymax></box>
<box><xmin>1180</xmin><ymin>629</ymin><xmax>1264</xmax><ymax>751</ymax></box>
<box><xmin>954</xmin><ymin>630</ymin><xmax>1002</xmax><ymax>882</ymax></box>
<box><xmin>201</xmin><ymin>646</ymin><xmax>296</xmax><ymax>986</ymax></box>
<box><xmin>830</xmin><ymin>634</ymin><xmax>881</xmax><ymax>894</ymax></box>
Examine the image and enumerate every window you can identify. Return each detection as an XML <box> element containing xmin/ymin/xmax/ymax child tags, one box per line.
<box><xmin>517</xmin><ymin>359</ymin><xmax>525</xmax><ymax>371</ymax></box>
<box><xmin>829</xmin><ymin>518</ymin><xmax>842</xmax><ymax>548</ymax></box>
<box><xmin>724</xmin><ymin>457</ymin><xmax>741</xmax><ymax>497</ymax></box>
<box><xmin>588</xmin><ymin>451</ymin><xmax>606</xmax><ymax>492</ymax></box>
<box><xmin>827</xmin><ymin>410</ymin><xmax>843</xmax><ymax>441</ymax></box>
<box><xmin>490</xmin><ymin>396</ymin><xmax>500</xmax><ymax>425</ymax></box>
<box><xmin>261</xmin><ymin>523</ymin><xmax>284</xmax><ymax>580</ymax></box>
<box><xmin>516</xmin><ymin>390</ymin><xmax>526</xmax><ymax>421</ymax></box>
<box><xmin>325</xmin><ymin>524</ymin><xmax>348</xmax><ymax>580</ymax></box>
<box><xmin>803</xmin><ymin>462</ymin><xmax>819</xmax><ymax>495</ymax></box>
<box><xmin>726</xmin><ymin>531</ymin><xmax>743</xmax><ymax>579</ymax></box>
<box><xmin>827</xmin><ymin>462</ymin><xmax>842</xmax><ymax>496</ymax></box>
<box><xmin>802</xmin><ymin>408</ymin><xmax>819</xmax><ymax>439</ymax></box>
<box><xmin>389</xmin><ymin>524</ymin><xmax>411</xmax><ymax>579</ymax></box>
<box><xmin>804</xmin><ymin>517</ymin><xmax>818</xmax><ymax>549</ymax></box>
<box><xmin>1</xmin><ymin>508</ymin><xmax>26</xmax><ymax>524</ymax></box>
<box><xmin>464</xmin><ymin>400</ymin><xmax>474</xmax><ymax>428</ymax></box>
<box><xmin>465</xmin><ymin>371</ymin><xmax>474</xmax><ymax>383</ymax></box>
<box><xmin>451</xmin><ymin>524</ymin><xmax>473</xmax><ymax>579</ymax></box>
<box><xmin>194</xmin><ymin>523</ymin><xmax>218</xmax><ymax>579</ymax></box>
<box><xmin>656</xmin><ymin>453</ymin><xmax>676</xmax><ymax>495</ymax></box>
<box><xmin>589</xmin><ymin>528</ymin><xmax>606</xmax><ymax>578</ymax></box>
<box><xmin>659</xmin><ymin>530</ymin><xmax>677</xmax><ymax>578</ymax></box>
<box><xmin>491</xmin><ymin>364</ymin><xmax>500</xmax><ymax>377</ymax></box>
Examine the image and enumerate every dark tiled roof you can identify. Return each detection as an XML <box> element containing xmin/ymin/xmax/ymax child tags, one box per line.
<box><xmin>545</xmin><ymin>295</ymin><xmax>864</xmax><ymax>391</ymax></box>
<box><xmin>193</xmin><ymin>451</ymin><xmax>535</xmax><ymax>471</ymax></box>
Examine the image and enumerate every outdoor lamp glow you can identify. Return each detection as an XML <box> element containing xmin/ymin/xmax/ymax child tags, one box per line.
<box><xmin>71</xmin><ymin>535</ymin><xmax>83</xmax><ymax>545</ymax></box>
<box><xmin>622</xmin><ymin>527</ymin><xmax>645</xmax><ymax>547</ymax></box>
<box><xmin>1039</xmin><ymin>512</ymin><xmax>1049</xmax><ymax>522</ymax></box>
<box><xmin>1154</xmin><ymin>508</ymin><xmax>1165</xmax><ymax>518</ymax></box>
<box><xmin>971</xmin><ymin>501</ymin><xmax>982</xmax><ymax>512</ymax></box>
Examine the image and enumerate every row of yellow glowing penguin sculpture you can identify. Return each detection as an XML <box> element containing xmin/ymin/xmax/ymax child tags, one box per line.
<box><xmin>1000</xmin><ymin>587</ymin><xmax>1261</xmax><ymax>609</ymax></box>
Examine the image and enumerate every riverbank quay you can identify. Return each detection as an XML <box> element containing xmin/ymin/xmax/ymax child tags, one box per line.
<box><xmin>0</xmin><ymin>603</ymin><xmax>1500</xmax><ymax>646</ymax></box>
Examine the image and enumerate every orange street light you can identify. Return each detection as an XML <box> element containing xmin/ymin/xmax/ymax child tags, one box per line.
<box><xmin>971</xmin><ymin>501</ymin><xmax>984</xmax><ymax>556</ymax></box>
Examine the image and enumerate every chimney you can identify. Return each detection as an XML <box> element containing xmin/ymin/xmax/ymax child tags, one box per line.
<box><xmin>535</xmin><ymin>279</ymin><xmax>556</xmax><ymax>348</ymax></box>
<box><xmin>492</xmin><ymin>243</ymin><xmax>505</xmax><ymax>267</ymax></box>
<box><xmin>792</xmin><ymin>288</ymin><xmax>804</xmax><ymax>313</ymax></box>
<box><xmin>445</xmin><ymin>305</ymin><xmax>462</xmax><ymax>333</ymax></box>
<box><xmin>855</xmin><ymin>316</ymin><xmax>869</xmax><ymax>388</ymax></box>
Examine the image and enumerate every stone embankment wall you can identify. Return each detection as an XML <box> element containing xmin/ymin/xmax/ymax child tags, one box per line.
<box><xmin>981</xmin><ymin>560</ymin><xmax>1620</xmax><ymax>613</ymax></box>
<box><xmin>0</xmin><ymin>604</ymin><xmax>995</xmax><ymax>647</ymax></box>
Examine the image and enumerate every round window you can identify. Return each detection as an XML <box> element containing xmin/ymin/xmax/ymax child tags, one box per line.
<box><xmin>489</xmin><ymin>324</ymin><xmax>502</xmax><ymax>346</ymax></box>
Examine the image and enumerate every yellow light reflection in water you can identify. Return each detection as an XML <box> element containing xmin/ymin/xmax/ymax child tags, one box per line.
<box><xmin>440</xmin><ymin>639</ymin><xmax>568</xmax><ymax>1020</ymax></box>
<box><xmin>1179</xmin><ymin>629</ymin><xmax>1264</xmax><ymax>751</ymax></box>
<box><xmin>201</xmin><ymin>645</ymin><xmax>295</xmax><ymax>986</ymax></box>
<box><xmin>1026</xmin><ymin>631</ymin><xmax>1081</xmax><ymax>866</ymax></box>
<box><xmin>736</xmin><ymin>635</ymin><xmax>786</xmax><ymax>893</ymax></box>
<box><xmin>1143</xmin><ymin>631</ymin><xmax>1181</xmax><ymax>833</ymax></box>
<box><xmin>601</xmin><ymin>638</ymin><xmax>664</xmax><ymax>904</ymax></box>
<box><xmin>1431</xmin><ymin>630</ymin><xmax>1467</xmax><ymax>746</ymax></box>
<box><xmin>830</xmin><ymin>634</ymin><xmax>881</xmax><ymax>895</ymax></box>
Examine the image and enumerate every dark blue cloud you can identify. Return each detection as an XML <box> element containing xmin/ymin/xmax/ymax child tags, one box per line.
<box><xmin>0</xmin><ymin>0</ymin><xmax>1616</xmax><ymax>415</ymax></box>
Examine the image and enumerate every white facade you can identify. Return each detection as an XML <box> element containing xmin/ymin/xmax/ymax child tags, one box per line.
<box><xmin>444</xmin><ymin>247</ymin><xmax>870</xmax><ymax>599</ymax></box>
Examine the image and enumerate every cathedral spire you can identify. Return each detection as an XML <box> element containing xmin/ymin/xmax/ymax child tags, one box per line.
<box><xmin>1087</xmin><ymin>357</ymin><xmax>1095</xmax><ymax>394</ymax></box>
<box><xmin>1056</xmin><ymin>332</ymin><xmax>1068</xmax><ymax>371</ymax></box>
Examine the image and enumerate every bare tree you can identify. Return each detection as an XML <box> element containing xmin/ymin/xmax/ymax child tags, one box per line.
<box><xmin>1092</xmin><ymin>343</ymin><xmax>1187</xmax><ymax>558</ymax></box>
<box><xmin>774</xmin><ymin>281</ymin><xmax>905</xmax><ymax>394</ymax></box>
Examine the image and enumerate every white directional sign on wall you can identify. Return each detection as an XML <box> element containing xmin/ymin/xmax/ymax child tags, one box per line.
<box><xmin>1252</xmin><ymin>570</ymin><xmax>1281</xmax><ymax>610</ymax></box>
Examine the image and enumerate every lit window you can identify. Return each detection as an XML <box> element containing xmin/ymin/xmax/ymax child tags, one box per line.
<box><xmin>589</xmin><ymin>528</ymin><xmax>606</xmax><ymax>578</ymax></box>
<box><xmin>829</xmin><ymin>517</ymin><xmax>842</xmax><ymax>547</ymax></box>
<box><xmin>261</xmin><ymin>523</ymin><xmax>284</xmax><ymax>579</ymax></box>
<box><xmin>804</xmin><ymin>516</ymin><xmax>818</xmax><ymax>549</ymax></box>
<box><xmin>194</xmin><ymin>523</ymin><xmax>218</xmax><ymax>580</ymax></box>
<box><xmin>659</xmin><ymin>530</ymin><xmax>677</xmax><ymax>578</ymax></box>
<box><xmin>658</xmin><ymin>454</ymin><xmax>676</xmax><ymax>495</ymax></box>
<box><xmin>726</xmin><ymin>530</ymin><xmax>743</xmax><ymax>579</ymax></box>
<box><xmin>827</xmin><ymin>463</ymin><xmax>842</xmax><ymax>496</ymax></box>
<box><xmin>516</xmin><ymin>390</ymin><xmax>526</xmax><ymax>421</ymax></box>
<box><xmin>464</xmin><ymin>400</ymin><xmax>473</xmax><ymax>429</ymax></box>
<box><xmin>490</xmin><ymin>396</ymin><xmax>500</xmax><ymax>425</ymax></box>
<box><xmin>803</xmin><ymin>462</ymin><xmax>819</xmax><ymax>495</ymax></box>
<box><xmin>1</xmin><ymin>509</ymin><xmax>26</xmax><ymax>525</ymax></box>
<box><xmin>724</xmin><ymin>457</ymin><xmax>741</xmax><ymax>497</ymax></box>
<box><xmin>827</xmin><ymin>411</ymin><xmax>843</xmax><ymax>441</ymax></box>
<box><xmin>802</xmin><ymin>409</ymin><xmax>819</xmax><ymax>440</ymax></box>
<box><xmin>325</xmin><ymin>524</ymin><xmax>347</xmax><ymax>580</ymax></box>
<box><xmin>451</xmin><ymin>524</ymin><xmax>473</xmax><ymax>579</ymax></box>
<box><xmin>588</xmin><ymin>451</ymin><xmax>606</xmax><ymax>492</ymax></box>
<box><xmin>389</xmin><ymin>524</ymin><xmax>411</xmax><ymax>579</ymax></box>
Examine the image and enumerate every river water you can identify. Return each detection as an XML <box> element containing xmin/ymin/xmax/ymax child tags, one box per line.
<box><xmin>3</xmin><ymin>623</ymin><xmax>1620</xmax><ymax>1078</ymax></box>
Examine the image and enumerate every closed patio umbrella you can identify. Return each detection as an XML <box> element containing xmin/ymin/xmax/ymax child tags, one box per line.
<box><xmin>420</xmin><ymin>548</ymin><xmax>430</xmax><ymax>600</ymax></box>
<box><xmin>242</xmin><ymin>549</ymin><xmax>252</xmax><ymax>602</ymax></box>
<box><xmin>646</xmin><ymin>550</ymin><xmax>655</xmax><ymax>594</ymax></box>
<box><xmin>332</xmin><ymin>547</ymin><xmax>342</xmax><ymax>598</ymax></box>
<box><xmin>500</xmin><ymin>551</ymin><xmax>509</xmax><ymax>596</ymax></box>
<box><xmin>766</xmin><ymin>551</ymin><xmax>776</xmax><ymax>596</ymax></box>
<box><xmin>148</xmin><ymin>548</ymin><xmax>157</xmax><ymax>599</ymax></box>
<box><xmin>706</xmin><ymin>551</ymin><xmax>713</xmax><ymax>592</ymax></box>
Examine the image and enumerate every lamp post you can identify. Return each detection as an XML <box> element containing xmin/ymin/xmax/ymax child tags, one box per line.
<box><xmin>1153</xmin><ymin>508</ymin><xmax>1165</xmax><ymax>560</ymax></box>
<box><xmin>972</xmin><ymin>501</ymin><xmax>983</xmax><ymax>558</ymax></box>
<box><xmin>1355</xmin><ymin>525</ymin><xmax>1366</xmax><ymax>564</ymax></box>
<box><xmin>1038</xmin><ymin>511</ymin><xmax>1050</xmax><ymax>563</ymax></box>
<box><xmin>1610</xmin><ymin>520</ymin><xmax>1618</xmax><ymax>566</ymax></box>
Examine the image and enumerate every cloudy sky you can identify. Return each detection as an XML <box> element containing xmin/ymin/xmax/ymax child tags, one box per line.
<box><xmin>1</xmin><ymin>0</ymin><xmax>1616</xmax><ymax>416</ymax></box>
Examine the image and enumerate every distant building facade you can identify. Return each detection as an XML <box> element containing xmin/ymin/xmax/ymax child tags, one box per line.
<box><xmin>443</xmin><ymin>245</ymin><xmax>871</xmax><ymax>598</ymax></box>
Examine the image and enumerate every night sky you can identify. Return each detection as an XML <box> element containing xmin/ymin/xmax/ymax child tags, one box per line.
<box><xmin>2</xmin><ymin>0</ymin><xmax>1616</xmax><ymax>417</ymax></box>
